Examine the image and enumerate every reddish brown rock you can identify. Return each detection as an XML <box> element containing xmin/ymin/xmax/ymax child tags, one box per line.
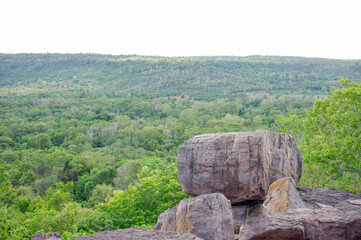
<box><xmin>154</xmin><ymin>193</ymin><xmax>235</xmax><ymax>240</ymax></box>
<box><xmin>239</xmin><ymin>199</ymin><xmax>361</xmax><ymax>240</ymax></box>
<box><xmin>233</xmin><ymin>184</ymin><xmax>361</xmax><ymax>239</ymax></box>
<box><xmin>263</xmin><ymin>177</ymin><xmax>305</xmax><ymax>212</ymax></box>
<box><xmin>177</xmin><ymin>131</ymin><xmax>302</xmax><ymax>203</ymax></box>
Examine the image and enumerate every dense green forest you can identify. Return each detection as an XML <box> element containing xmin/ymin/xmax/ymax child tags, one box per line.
<box><xmin>1</xmin><ymin>54</ymin><xmax>361</xmax><ymax>100</ymax></box>
<box><xmin>0</xmin><ymin>54</ymin><xmax>360</xmax><ymax>239</ymax></box>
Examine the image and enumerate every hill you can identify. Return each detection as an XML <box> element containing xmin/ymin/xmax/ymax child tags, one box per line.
<box><xmin>1</xmin><ymin>54</ymin><xmax>361</xmax><ymax>100</ymax></box>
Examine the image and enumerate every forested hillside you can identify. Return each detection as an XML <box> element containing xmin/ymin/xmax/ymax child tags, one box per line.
<box><xmin>1</xmin><ymin>54</ymin><xmax>361</xmax><ymax>100</ymax></box>
<box><xmin>0</xmin><ymin>54</ymin><xmax>360</xmax><ymax>239</ymax></box>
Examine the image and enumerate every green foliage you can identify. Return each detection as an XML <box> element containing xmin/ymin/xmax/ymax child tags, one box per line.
<box><xmin>75</xmin><ymin>175</ymin><xmax>96</xmax><ymax>202</ymax></box>
<box><xmin>0</xmin><ymin>167</ymin><xmax>11</xmax><ymax>206</ymax></box>
<box><xmin>15</xmin><ymin>195</ymin><xmax>31</xmax><ymax>213</ymax></box>
<box><xmin>77</xmin><ymin>211</ymin><xmax>116</xmax><ymax>233</ymax></box>
<box><xmin>0</xmin><ymin>187</ymin><xmax>90</xmax><ymax>240</ymax></box>
<box><xmin>98</xmin><ymin>164</ymin><xmax>188</xmax><ymax>228</ymax></box>
<box><xmin>279</xmin><ymin>79</ymin><xmax>361</xmax><ymax>193</ymax></box>
<box><xmin>87</xmin><ymin>184</ymin><xmax>114</xmax><ymax>207</ymax></box>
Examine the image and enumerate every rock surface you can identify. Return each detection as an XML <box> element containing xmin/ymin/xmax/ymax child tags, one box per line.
<box><xmin>154</xmin><ymin>193</ymin><xmax>234</xmax><ymax>240</ymax></box>
<box><xmin>31</xmin><ymin>232</ymin><xmax>61</xmax><ymax>240</ymax></box>
<box><xmin>238</xmin><ymin>199</ymin><xmax>361</xmax><ymax>240</ymax></box>
<box><xmin>74</xmin><ymin>229</ymin><xmax>203</xmax><ymax>240</ymax></box>
<box><xmin>298</xmin><ymin>186</ymin><xmax>361</xmax><ymax>208</ymax></box>
<box><xmin>233</xmin><ymin>182</ymin><xmax>361</xmax><ymax>239</ymax></box>
<box><xmin>177</xmin><ymin>131</ymin><xmax>302</xmax><ymax>203</ymax></box>
<box><xmin>263</xmin><ymin>177</ymin><xmax>305</xmax><ymax>212</ymax></box>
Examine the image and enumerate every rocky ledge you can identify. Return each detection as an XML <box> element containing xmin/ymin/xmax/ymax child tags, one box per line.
<box><xmin>237</xmin><ymin>177</ymin><xmax>361</xmax><ymax>240</ymax></box>
<box><xmin>73</xmin><ymin>229</ymin><xmax>203</xmax><ymax>240</ymax></box>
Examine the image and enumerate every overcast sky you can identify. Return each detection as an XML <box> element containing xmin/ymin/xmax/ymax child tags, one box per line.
<box><xmin>1</xmin><ymin>0</ymin><xmax>360</xmax><ymax>59</ymax></box>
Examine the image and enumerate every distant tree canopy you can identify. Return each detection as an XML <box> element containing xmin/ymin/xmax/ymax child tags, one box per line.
<box><xmin>1</xmin><ymin>54</ymin><xmax>361</xmax><ymax>100</ymax></box>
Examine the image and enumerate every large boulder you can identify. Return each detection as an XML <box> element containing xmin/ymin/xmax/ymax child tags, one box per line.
<box><xmin>74</xmin><ymin>229</ymin><xmax>203</xmax><ymax>240</ymax></box>
<box><xmin>177</xmin><ymin>131</ymin><xmax>302</xmax><ymax>203</ymax></box>
<box><xmin>154</xmin><ymin>193</ymin><xmax>235</xmax><ymax>240</ymax></box>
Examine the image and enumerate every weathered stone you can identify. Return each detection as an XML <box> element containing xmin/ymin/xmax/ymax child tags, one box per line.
<box><xmin>238</xmin><ymin>198</ymin><xmax>361</xmax><ymax>240</ymax></box>
<box><xmin>154</xmin><ymin>193</ymin><xmax>235</xmax><ymax>240</ymax></box>
<box><xmin>31</xmin><ymin>232</ymin><xmax>61</xmax><ymax>240</ymax></box>
<box><xmin>177</xmin><ymin>131</ymin><xmax>302</xmax><ymax>203</ymax></box>
<box><xmin>74</xmin><ymin>229</ymin><xmax>203</xmax><ymax>240</ymax></box>
<box><xmin>298</xmin><ymin>186</ymin><xmax>361</xmax><ymax>208</ymax></box>
<box><xmin>263</xmin><ymin>177</ymin><xmax>305</xmax><ymax>212</ymax></box>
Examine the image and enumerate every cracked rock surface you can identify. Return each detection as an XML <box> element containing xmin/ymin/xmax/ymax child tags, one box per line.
<box><xmin>177</xmin><ymin>131</ymin><xmax>302</xmax><ymax>203</ymax></box>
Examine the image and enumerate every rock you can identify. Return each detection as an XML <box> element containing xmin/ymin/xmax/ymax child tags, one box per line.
<box><xmin>263</xmin><ymin>177</ymin><xmax>305</xmax><ymax>212</ymax></box>
<box><xmin>154</xmin><ymin>193</ymin><xmax>235</xmax><ymax>240</ymax></box>
<box><xmin>177</xmin><ymin>131</ymin><xmax>302</xmax><ymax>203</ymax></box>
<box><xmin>74</xmin><ymin>229</ymin><xmax>203</xmax><ymax>240</ymax></box>
<box><xmin>31</xmin><ymin>232</ymin><xmax>61</xmax><ymax>240</ymax></box>
<box><xmin>298</xmin><ymin>186</ymin><xmax>361</xmax><ymax>208</ymax></box>
<box><xmin>238</xmin><ymin>196</ymin><xmax>361</xmax><ymax>240</ymax></box>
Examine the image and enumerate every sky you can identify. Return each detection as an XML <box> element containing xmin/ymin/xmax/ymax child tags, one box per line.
<box><xmin>1</xmin><ymin>0</ymin><xmax>361</xmax><ymax>59</ymax></box>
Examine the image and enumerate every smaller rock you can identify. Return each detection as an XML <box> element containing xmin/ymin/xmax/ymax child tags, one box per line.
<box><xmin>297</xmin><ymin>186</ymin><xmax>361</xmax><ymax>208</ymax></box>
<box><xmin>263</xmin><ymin>177</ymin><xmax>305</xmax><ymax>212</ymax></box>
<box><xmin>31</xmin><ymin>232</ymin><xmax>61</xmax><ymax>240</ymax></box>
<box><xmin>154</xmin><ymin>193</ymin><xmax>235</xmax><ymax>240</ymax></box>
<box><xmin>348</xmin><ymin>199</ymin><xmax>361</xmax><ymax>205</ymax></box>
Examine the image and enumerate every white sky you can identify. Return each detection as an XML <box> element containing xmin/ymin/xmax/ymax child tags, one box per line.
<box><xmin>1</xmin><ymin>0</ymin><xmax>361</xmax><ymax>59</ymax></box>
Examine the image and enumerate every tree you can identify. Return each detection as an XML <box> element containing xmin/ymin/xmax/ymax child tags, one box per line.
<box><xmin>279</xmin><ymin>79</ymin><xmax>361</xmax><ymax>193</ymax></box>
<box><xmin>75</xmin><ymin>175</ymin><xmax>96</xmax><ymax>202</ymax></box>
<box><xmin>87</xmin><ymin>184</ymin><xmax>114</xmax><ymax>207</ymax></box>
<box><xmin>97</xmin><ymin>164</ymin><xmax>188</xmax><ymax>228</ymax></box>
<box><xmin>0</xmin><ymin>167</ymin><xmax>11</xmax><ymax>206</ymax></box>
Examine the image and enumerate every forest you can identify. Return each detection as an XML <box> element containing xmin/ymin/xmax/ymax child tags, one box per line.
<box><xmin>1</xmin><ymin>54</ymin><xmax>361</xmax><ymax>100</ymax></box>
<box><xmin>0</xmin><ymin>54</ymin><xmax>360</xmax><ymax>239</ymax></box>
